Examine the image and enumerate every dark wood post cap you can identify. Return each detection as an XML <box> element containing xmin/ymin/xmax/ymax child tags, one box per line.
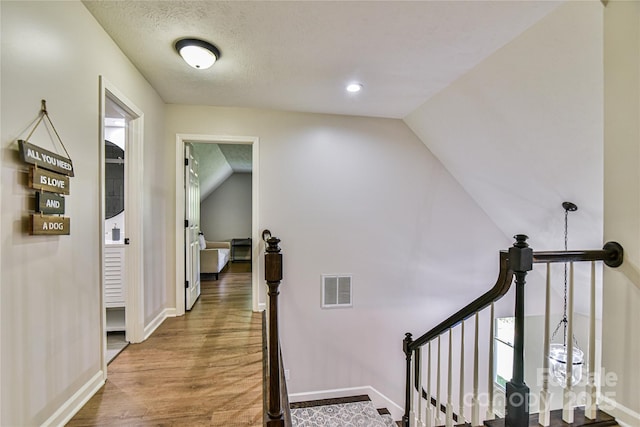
<box><xmin>509</xmin><ymin>234</ymin><xmax>533</xmax><ymax>273</ymax></box>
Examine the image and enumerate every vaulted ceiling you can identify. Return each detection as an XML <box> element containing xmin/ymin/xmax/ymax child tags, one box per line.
<box><xmin>85</xmin><ymin>1</ymin><xmax>604</xmax><ymax>268</ymax></box>
<box><xmin>83</xmin><ymin>0</ymin><xmax>564</xmax><ymax>209</ymax></box>
<box><xmin>192</xmin><ymin>143</ymin><xmax>251</xmax><ymax>201</ymax></box>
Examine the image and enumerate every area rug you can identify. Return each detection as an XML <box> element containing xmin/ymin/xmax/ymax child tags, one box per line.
<box><xmin>290</xmin><ymin>400</ymin><xmax>396</xmax><ymax>427</ymax></box>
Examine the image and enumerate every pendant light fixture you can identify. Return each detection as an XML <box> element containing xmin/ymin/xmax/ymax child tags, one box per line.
<box><xmin>175</xmin><ymin>38</ymin><xmax>221</xmax><ymax>70</ymax></box>
<box><xmin>548</xmin><ymin>201</ymin><xmax>584</xmax><ymax>387</ymax></box>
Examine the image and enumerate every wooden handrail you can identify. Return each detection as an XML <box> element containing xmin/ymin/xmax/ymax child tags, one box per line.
<box><xmin>407</xmin><ymin>251</ymin><xmax>513</xmax><ymax>352</ymax></box>
<box><xmin>403</xmin><ymin>250</ymin><xmax>513</xmax><ymax>426</ymax></box>
<box><xmin>406</xmin><ymin>241</ymin><xmax>623</xmax><ymax>353</ymax></box>
<box><xmin>402</xmin><ymin>239</ymin><xmax>624</xmax><ymax>427</ymax></box>
<box><xmin>533</xmin><ymin>241</ymin><xmax>623</xmax><ymax>267</ymax></box>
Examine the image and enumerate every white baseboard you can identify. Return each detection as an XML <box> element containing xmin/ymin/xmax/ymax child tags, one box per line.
<box><xmin>256</xmin><ymin>302</ymin><xmax>266</xmax><ymax>312</ymax></box>
<box><xmin>144</xmin><ymin>308</ymin><xmax>176</xmax><ymax>340</ymax></box>
<box><xmin>289</xmin><ymin>385</ymin><xmax>403</xmax><ymax>420</ymax></box>
<box><xmin>600</xmin><ymin>395</ymin><xmax>640</xmax><ymax>427</ymax></box>
<box><xmin>41</xmin><ymin>371</ymin><xmax>104</xmax><ymax>427</ymax></box>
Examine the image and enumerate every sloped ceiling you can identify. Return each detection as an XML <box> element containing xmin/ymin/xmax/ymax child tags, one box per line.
<box><xmin>87</xmin><ymin>1</ymin><xmax>605</xmax><ymax>293</ymax></box>
<box><xmin>404</xmin><ymin>2</ymin><xmax>604</xmax><ymax>313</ymax></box>
<box><xmin>406</xmin><ymin>1</ymin><xmax>603</xmax><ymax>252</ymax></box>
<box><xmin>193</xmin><ymin>143</ymin><xmax>251</xmax><ymax>200</ymax></box>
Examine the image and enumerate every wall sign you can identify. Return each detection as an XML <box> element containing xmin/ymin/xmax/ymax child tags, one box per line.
<box><xmin>35</xmin><ymin>191</ymin><xmax>65</xmax><ymax>215</ymax></box>
<box><xmin>19</xmin><ymin>100</ymin><xmax>74</xmax><ymax>236</ymax></box>
<box><xmin>30</xmin><ymin>167</ymin><xmax>70</xmax><ymax>195</ymax></box>
<box><xmin>18</xmin><ymin>140</ymin><xmax>74</xmax><ymax>177</ymax></box>
<box><xmin>31</xmin><ymin>214</ymin><xmax>70</xmax><ymax>235</ymax></box>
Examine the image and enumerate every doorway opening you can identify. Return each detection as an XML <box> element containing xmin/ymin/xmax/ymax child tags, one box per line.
<box><xmin>175</xmin><ymin>135</ymin><xmax>262</xmax><ymax>316</ymax></box>
<box><xmin>99</xmin><ymin>77</ymin><xmax>145</xmax><ymax>374</ymax></box>
<box><xmin>103</xmin><ymin>102</ymin><xmax>129</xmax><ymax>363</ymax></box>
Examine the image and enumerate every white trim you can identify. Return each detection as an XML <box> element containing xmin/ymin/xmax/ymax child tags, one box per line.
<box><xmin>125</xmin><ymin>112</ymin><xmax>145</xmax><ymax>343</ymax></box>
<box><xmin>144</xmin><ymin>308</ymin><xmax>177</xmax><ymax>340</ymax></box>
<box><xmin>99</xmin><ymin>77</ymin><xmax>146</xmax><ymax>384</ymax></box>
<box><xmin>289</xmin><ymin>385</ymin><xmax>403</xmax><ymax>420</ymax></box>
<box><xmin>175</xmin><ymin>134</ymin><xmax>261</xmax><ymax>316</ymax></box>
<box><xmin>40</xmin><ymin>371</ymin><xmax>104</xmax><ymax>427</ymax></box>
<box><xmin>600</xmin><ymin>395</ymin><xmax>640</xmax><ymax>427</ymax></box>
<box><xmin>251</xmin><ymin>139</ymin><xmax>261</xmax><ymax>312</ymax></box>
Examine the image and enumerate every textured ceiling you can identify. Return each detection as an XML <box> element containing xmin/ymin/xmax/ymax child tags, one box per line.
<box><xmin>192</xmin><ymin>143</ymin><xmax>251</xmax><ymax>200</ymax></box>
<box><xmin>219</xmin><ymin>144</ymin><xmax>252</xmax><ymax>173</ymax></box>
<box><xmin>83</xmin><ymin>0</ymin><xmax>562</xmax><ymax>119</ymax></box>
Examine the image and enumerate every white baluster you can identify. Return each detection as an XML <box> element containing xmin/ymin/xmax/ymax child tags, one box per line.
<box><xmin>459</xmin><ymin>320</ymin><xmax>465</xmax><ymax>425</ymax></box>
<box><xmin>436</xmin><ymin>335</ymin><xmax>442</xmax><ymax>426</ymax></box>
<box><xmin>472</xmin><ymin>313</ymin><xmax>480</xmax><ymax>426</ymax></box>
<box><xmin>446</xmin><ymin>329</ymin><xmax>453</xmax><ymax>427</ymax></box>
<box><xmin>586</xmin><ymin>261</ymin><xmax>597</xmax><ymax>419</ymax></box>
<box><xmin>539</xmin><ymin>263</ymin><xmax>551</xmax><ymax>426</ymax></box>
<box><xmin>410</xmin><ymin>347</ymin><xmax>416</xmax><ymax>427</ymax></box>
<box><xmin>417</xmin><ymin>347</ymin><xmax>425</xmax><ymax>427</ymax></box>
<box><xmin>486</xmin><ymin>302</ymin><xmax>495</xmax><ymax>420</ymax></box>
<box><xmin>563</xmin><ymin>263</ymin><xmax>575</xmax><ymax>423</ymax></box>
<box><xmin>426</xmin><ymin>341</ymin><xmax>432</xmax><ymax>427</ymax></box>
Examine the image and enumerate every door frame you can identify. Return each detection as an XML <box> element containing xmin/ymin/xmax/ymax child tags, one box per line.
<box><xmin>99</xmin><ymin>77</ymin><xmax>145</xmax><ymax>377</ymax></box>
<box><xmin>175</xmin><ymin>134</ymin><xmax>262</xmax><ymax>316</ymax></box>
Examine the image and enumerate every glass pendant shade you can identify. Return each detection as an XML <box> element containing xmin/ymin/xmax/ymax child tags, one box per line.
<box><xmin>549</xmin><ymin>343</ymin><xmax>584</xmax><ymax>387</ymax></box>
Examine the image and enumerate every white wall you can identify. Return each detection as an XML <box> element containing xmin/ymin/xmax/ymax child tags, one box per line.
<box><xmin>166</xmin><ymin>104</ymin><xmax>511</xmax><ymax>407</ymax></box>
<box><xmin>603</xmin><ymin>1</ymin><xmax>640</xmax><ymax>425</ymax></box>
<box><xmin>200</xmin><ymin>173</ymin><xmax>252</xmax><ymax>242</ymax></box>
<box><xmin>0</xmin><ymin>2</ymin><xmax>168</xmax><ymax>425</ymax></box>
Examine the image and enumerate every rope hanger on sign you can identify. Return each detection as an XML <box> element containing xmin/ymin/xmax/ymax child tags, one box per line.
<box><xmin>24</xmin><ymin>99</ymin><xmax>72</xmax><ymax>161</ymax></box>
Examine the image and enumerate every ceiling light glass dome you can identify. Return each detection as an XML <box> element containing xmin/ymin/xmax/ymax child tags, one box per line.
<box><xmin>175</xmin><ymin>38</ymin><xmax>220</xmax><ymax>70</ymax></box>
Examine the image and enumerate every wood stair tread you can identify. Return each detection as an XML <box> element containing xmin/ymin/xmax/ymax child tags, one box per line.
<box><xmin>482</xmin><ymin>407</ymin><xmax>618</xmax><ymax>427</ymax></box>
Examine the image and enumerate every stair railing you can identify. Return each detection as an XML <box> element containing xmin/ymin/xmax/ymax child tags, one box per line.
<box><xmin>262</xmin><ymin>230</ymin><xmax>292</xmax><ymax>427</ymax></box>
<box><xmin>403</xmin><ymin>235</ymin><xmax>624</xmax><ymax>427</ymax></box>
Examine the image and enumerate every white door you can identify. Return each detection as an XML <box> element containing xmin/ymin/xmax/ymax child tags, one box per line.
<box><xmin>185</xmin><ymin>143</ymin><xmax>201</xmax><ymax>310</ymax></box>
<box><xmin>104</xmin><ymin>95</ymin><xmax>129</xmax><ymax>351</ymax></box>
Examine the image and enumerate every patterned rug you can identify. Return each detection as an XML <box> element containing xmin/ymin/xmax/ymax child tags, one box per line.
<box><xmin>290</xmin><ymin>400</ymin><xmax>397</xmax><ymax>427</ymax></box>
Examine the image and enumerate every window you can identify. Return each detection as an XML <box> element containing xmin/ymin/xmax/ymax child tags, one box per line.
<box><xmin>494</xmin><ymin>317</ymin><xmax>514</xmax><ymax>389</ymax></box>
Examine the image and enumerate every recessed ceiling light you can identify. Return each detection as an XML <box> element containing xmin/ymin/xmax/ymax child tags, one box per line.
<box><xmin>346</xmin><ymin>83</ymin><xmax>363</xmax><ymax>93</ymax></box>
<box><xmin>175</xmin><ymin>38</ymin><xmax>221</xmax><ymax>70</ymax></box>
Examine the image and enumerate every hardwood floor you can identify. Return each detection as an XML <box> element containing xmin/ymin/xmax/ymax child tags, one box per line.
<box><xmin>68</xmin><ymin>265</ymin><xmax>262</xmax><ymax>426</ymax></box>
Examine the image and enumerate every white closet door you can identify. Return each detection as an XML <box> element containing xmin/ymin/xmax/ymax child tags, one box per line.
<box><xmin>185</xmin><ymin>143</ymin><xmax>201</xmax><ymax>311</ymax></box>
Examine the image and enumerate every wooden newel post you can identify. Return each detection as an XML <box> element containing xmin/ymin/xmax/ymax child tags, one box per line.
<box><xmin>506</xmin><ymin>234</ymin><xmax>533</xmax><ymax>427</ymax></box>
<box><xmin>402</xmin><ymin>332</ymin><xmax>413</xmax><ymax>427</ymax></box>
<box><xmin>265</xmin><ymin>231</ymin><xmax>284</xmax><ymax>420</ymax></box>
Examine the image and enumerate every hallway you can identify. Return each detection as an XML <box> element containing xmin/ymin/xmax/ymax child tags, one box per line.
<box><xmin>68</xmin><ymin>264</ymin><xmax>262</xmax><ymax>426</ymax></box>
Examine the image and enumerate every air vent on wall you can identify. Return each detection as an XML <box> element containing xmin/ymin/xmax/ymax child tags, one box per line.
<box><xmin>322</xmin><ymin>275</ymin><xmax>352</xmax><ymax>308</ymax></box>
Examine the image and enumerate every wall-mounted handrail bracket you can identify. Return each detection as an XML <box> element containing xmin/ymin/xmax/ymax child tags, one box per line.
<box><xmin>603</xmin><ymin>241</ymin><xmax>623</xmax><ymax>268</ymax></box>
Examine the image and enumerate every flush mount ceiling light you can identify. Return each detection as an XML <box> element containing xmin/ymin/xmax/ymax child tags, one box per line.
<box><xmin>346</xmin><ymin>83</ymin><xmax>363</xmax><ymax>93</ymax></box>
<box><xmin>174</xmin><ymin>38</ymin><xmax>220</xmax><ymax>70</ymax></box>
